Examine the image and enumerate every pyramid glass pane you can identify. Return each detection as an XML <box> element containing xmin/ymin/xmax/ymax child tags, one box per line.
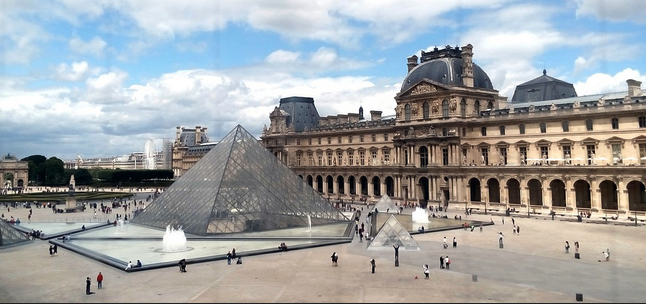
<box><xmin>368</xmin><ymin>214</ymin><xmax>419</xmax><ymax>250</ymax></box>
<box><xmin>372</xmin><ymin>195</ymin><xmax>398</xmax><ymax>213</ymax></box>
<box><xmin>0</xmin><ymin>220</ymin><xmax>31</xmax><ymax>246</ymax></box>
<box><xmin>131</xmin><ymin>125</ymin><xmax>351</xmax><ymax>236</ymax></box>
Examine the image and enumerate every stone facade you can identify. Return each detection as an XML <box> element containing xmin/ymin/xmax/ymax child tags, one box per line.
<box><xmin>260</xmin><ymin>44</ymin><xmax>646</xmax><ymax>218</ymax></box>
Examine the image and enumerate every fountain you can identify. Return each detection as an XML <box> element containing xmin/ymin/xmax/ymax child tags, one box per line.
<box><xmin>115</xmin><ymin>219</ymin><xmax>126</xmax><ymax>234</ymax></box>
<box><xmin>161</xmin><ymin>225</ymin><xmax>190</xmax><ymax>253</ymax></box>
<box><xmin>411</xmin><ymin>207</ymin><xmax>430</xmax><ymax>223</ymax></box>
<box><xmin>306</xmin><ymin>215</ymin><xmax>312</xmax><ymax>232</ymax></box>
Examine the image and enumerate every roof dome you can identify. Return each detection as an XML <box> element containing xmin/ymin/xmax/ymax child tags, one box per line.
<box><xmin>400</xmin><ymin>45</ymin><xmax>494</xmax><ymax>93</ymax></box>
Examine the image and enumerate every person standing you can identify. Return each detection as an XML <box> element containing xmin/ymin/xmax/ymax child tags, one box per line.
<box><xmin>574</xmin><ymin>241</ymin><xmax>580</xmax><ymax>253</ymax></box>
<box><xmin>445</xmin><ymin>256</ymin><xmax>451</xmax><ymax>270</ymax></box>
<box><xmin>439</xmin><ymin>255</ymin><xmax>445</xmax><ymax>269</ymax></box>
<box><xmin>85</xmin><ymin>277</ymin><xmax>94</xmax><ymax>295</ymax></box>
<box><xmin>96</xmin><ymin>272</ymin><xmax>103</xmax><ymax>289</ymax></box>
<box><xmin>443</xmin><ymin>237</ymin><xmax>448</xmax><ymax>249</ymax></box>
<box><xmin>393</xmin><ymin>244</ymin><xmax>399</xmax><ymax>260</ymax></box>
<box><xmin>498</xmin><ymin>232</ymin><xmax>504</xmax><ymax>247</ymax></box>
<box><xmin>370</xmin><ymin>258</ymin><xmax>376</xmax><ymax>273</ymax></box>
<box><xmin>49</xmin><ymin>245</ymin><xmax>54</xmax><ymax>257</ymax></box>
<box><xmin>227</xmin><ymin>251</ymin><xmax>232</xmax><ymax>265</ymax></box>
<box><xmin>53</xmin><ymin>244</ymin><xmax>58</xmax><ymax>255</ymax></box>
<box><xmin>565</xmin><ymin>241</ymin><xmax>570</xmax><ymax>253</ymax></box>
<box><xmin>330</xmin><ymin>252</ymin><xmax>338</xmax><ymax>266</ymax></box>
<box><xmin>452</xmin><ymin>237</ymin><xmax>457</xmax><ymax>248</ymax></box>
<box><xmin>178</xmin><ymin>258</ymin><xmax>187</xmax><ymax>272</ymax></box>
<box><xmin>423</xmin><ymin>264</ymin><xmax>430</xmax><ymax>279</ymax></box>
<box><xmin>231</xmin><ymin>248</ymin><xmax>236</xmax><ymax>259</ymax></box>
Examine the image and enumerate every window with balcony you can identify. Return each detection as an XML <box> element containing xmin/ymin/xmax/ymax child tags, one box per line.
<box><xmin>383</xmin><ymin>150</ymin><xmax>390</xmax><ymax>164</ymax></box>
<box><xmin>359</xmin><ymin>151</ymin><xmax>365</xmax><ymax>166</ymax></box>
<box><xmin>563</xmin><ymin>146</ymin><xmax>572</xmax><ymax>164</ymax></box>
<box><xmin>296</xmin><ymin>153</ymin><xmax>302</xmax><ymax>166</ymax></box>
<box><xmin>419</xmin><ymin>146</ymin><xmax>428</xmax><ymax>167</ymax></box>
<box><xmin>326</xmin><ymin>151</ymin><xmax>333</xmax><ymax>166</ymax></box>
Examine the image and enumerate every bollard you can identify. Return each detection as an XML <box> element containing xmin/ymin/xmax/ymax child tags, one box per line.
<box><xmin>576</xmin><ymin>293</ymin><xmax>583</xmax><ymax>301</ymax></box>
<box><xmin>472</xmin><ymin>274</ymin><xmax>478</xmax><ymax>282</ymax></box>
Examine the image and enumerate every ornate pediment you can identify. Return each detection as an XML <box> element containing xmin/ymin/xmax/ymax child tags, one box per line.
<box><xmin>399</xmin><ymin>80</ymin><xmax>449</xmax><ymax>98</ymax></box>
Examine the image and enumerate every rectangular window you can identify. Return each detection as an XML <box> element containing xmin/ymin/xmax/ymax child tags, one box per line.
<box><xmin>481</xmin><ymin>127</ymin><xmax>487</xmax><ymax>136</ymax></box>
<box><xmin>639</xmin><ymin>116</ymin><xmax>646</xmax><ymax>128</ymax></box>
<box><xmin>404</xmin><ymin>149</ymin><xmax>408</xmax><ymax>165</ymax></box>
<box><xmin>481</xmin><ymin>148</ymin><xmax>489</xmax><ymax>165</ymax></box>
<box><xmin>383</xmin><ymin>150</ymin><xmax>390</xmax><ymax>164</ymax></box>
<box><xmin>337</xmin><ymin>151</ymin><xmax>343</xmax><ymax>165</ymax></box>
<box><xmin>500</xmin><ymin>147</ymin><xmax>507</xmax><ymax>165</ymax></box>
<box><xmin>308</xmin><ymin>152</ymin><xmax>313</xmax><ymax>166</ymax></box>
<box><xmin>586</xmin><ymin>119</ymin><xmax>594</xmax><ymax>131</ymax></box>
<box><xmin>317</xmin><ymin>155</ymin><xmax>323</xmax><ymax>166</ymax></box>
<box><xmin>308</xmin><ymin>139</ymin><xmax>312</xmax><ymax>145</ymax></box>
<box><xmin>499</xmin><ymin>126</ymin><xmax>505</xmax><ymax>135</ymax></box>
<box><xmin>327</xmin><ymin>151</ymin><xmax>333</xmax><ymax>166</ymax></box>
<box><xmin>296</xmin><ymin>153</ymin><xmax>302</xmax><ymax>166</ymax></box>
<box><xmin>359</xmin><ymin>151</ymin><xmax>365</xmax><ymax>166</ymax></box>
<box><xmin>360</xmin><ymin>135</ymin><xmax>364</xmax><ymax>142</ymax></box>
<box><xmin>318</xmin><ymin>138</ymin><xmax>322</xmax><ymax>145</ymax></box>
<box><xmin>384</xmin><ymin>133</ymin><xmax>389</xmax><ymax>141</ymax></box>
<box><xmin>327</xmin><ymin>137</ymin><xmax>331</xmax><ymax>144</ymax></box>
<box><xmin>442</xmin><ymin>148</ymin><xmax>449</xmax><ymax>166</ymax></box>
<box><xmin>462</xmin><ymin>148</ymin><xmax>467</xmax><ymax>164</ymax></box>
<box><xmin>586</xmin><ymin>145</ymin><xmax>596</xmax><ymax>165</ymax></box>
<box><xmin>520</xmin><ymin>146</ymin><xmax>527</xmax><ymax>165</ymax></box>
<box><xmin>562</xmin><ymin>121</ymin><xmax>569</xmax><ymax>132</ymax></box>
<box><xmin>296</xmin><ymin>139</ymin><xmax>301</xmax><ymax>145</ymax></box>
<box><xmin>611</xmin><ymin>118</ymin><xmax>619</xmax><ymax>130</ymax></box>
<box><xmin>372</xmin><ymin>134</ymin><xmax>376</xmax><ymax>142</ymax></box>
<box><xmin>612</xmin><ymin>144</ymin><xmax>622</xmax><ymax>164</ymax></box>
<box><xmin>540</xmin><ymin>146</ymin><xmax>549</xmax><ymax>162</ymax></box>
<box><xmin>640</xmin><ymin>144</ymin><xmax>646</xmax><ymax>165</ymax></box>
<box><xmin>540</xmin><ymin>122</ymin><xmax>546</xmax><ymax>133</ymax></box>
<box><xmin>349</xmin><ymin>135</ymin><xmax>353</xmax><ymax>143</ymax></box>
<box><xmin>563</xmin><ymin>146</ymin><xmax>572</xmax><ymax>164</ymax></box>
<box><xmin>371</xmin><ymin>151</ymin><xmax>378</xmax><ymax>165</ymax></box>
<box><xmin>337</xmin><ymin>136</ymin><xmax>342</xmax><ymax>144</ymax></box>
<box><xmin>519</xmin><ymin>124</ymin><xmax>525</xmax><ymax>134</ymax></box>
<box><xmin>348</xmin><ymin>152</ymin><xmax>354</xmax><ymax>166</ymax></box>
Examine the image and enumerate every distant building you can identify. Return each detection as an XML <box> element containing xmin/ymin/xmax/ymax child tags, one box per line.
<box><xmin>171</xmin><ymin>126</ymin><xmax>217</xmax><ymax>177</ymax></box>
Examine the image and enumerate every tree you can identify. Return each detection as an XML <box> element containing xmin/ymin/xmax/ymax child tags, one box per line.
<box><xmin>44</xmin><ymin>157</ymin><xmax>65</xmax><ymax>186</ymax></box>
<box><xmin>21</xmin><ymin>155</ymin><xmax>47</xmax><ymax>186</ymax></box>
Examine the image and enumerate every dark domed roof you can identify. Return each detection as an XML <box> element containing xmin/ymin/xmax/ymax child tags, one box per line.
<box><xmin>400</xmin><ymin>46</ymin><xmax>494</xmax><ymax>93</ymax></box>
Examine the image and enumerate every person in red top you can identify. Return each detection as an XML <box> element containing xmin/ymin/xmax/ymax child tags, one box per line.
<box><xmin>96</xmin><ymin>272</ymin><xmax>103</xmax><ymax>289</ymax></box>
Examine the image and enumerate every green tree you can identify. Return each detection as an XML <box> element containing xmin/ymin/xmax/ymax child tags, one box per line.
<box><xmin>21</xmin><ymin>155</ymin><xmax>47</xmax><ymax>186</ymax></box>
<box><xmin>44</xmin><ymin>157</ymin><xmax>65</xmax><ymax>186</ymax></box>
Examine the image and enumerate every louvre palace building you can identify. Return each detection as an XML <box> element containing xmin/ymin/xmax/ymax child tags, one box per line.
<box><xmin>255</xmin><ymin>44</ymin><xmax>646</xmax><ymax>219</ymax></box>
<box><xmin>171</xmin><ymin>44</ymin><xmax>646</xmax><ymax>218</ymax></box>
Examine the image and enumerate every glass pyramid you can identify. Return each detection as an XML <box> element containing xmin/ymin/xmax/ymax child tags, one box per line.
<box><xmin>0</xmin><ymin>220</ymin><xmax>31</xmax><ymax>247</ymax></box>
<box><xmin>131</xmin><ymin>124</ymin><xmax>351</xmax><ymax>236</ymax></box>
<box><xmin>372</xmin><ymin>195</ymin><xmax>398</xmax><ymax>213</ymax></box>
<box><xmin>368</xmin><ymin>214</ymin><xmax>420</xmax><ymax>251</ymax></box>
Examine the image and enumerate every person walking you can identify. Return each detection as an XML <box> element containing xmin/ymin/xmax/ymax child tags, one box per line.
<box><xmin>574</xmin><ymin>241</ymin><xmax>580</xmax><ymax>253</ymax></box>
<box><xmin>370</xmin><ymin>258</ymin><xmax>376</xmax><ymax>273</ymax></box>
<box><xmin>498</xmin><ymin>232</ymin><xmax>504</xmax><ymax>247</ymax></box>
<box><xmin>53</xmin><ymin>244</ymin><xmax>58</xmax><ymax>255</ymax></box>
<box><xmin>96</xmin><ymin>272</ymin><xmax>103</xmax><ymax>289</ymax></box>
<box><xmin>331</xmin><ymin>252</ymin><xmax>338</xmax><ymax>266</ymax></box>
<box><xmin>423</xmin><ymin>264</ymin><xmax>430</xmax><ymax>279</ymax></box>
<box><xmin>452</xmin><ymin>237</ymin><xmax>457</xmax><ymax>248</ymax></box>
<box><xmin>442</xmin><ymin>237</ymin><xmax>448</xmax><ymax>249</ymax></box>
<box><xmin>227</xmin><ymin>251</ymin><xmax>232</xmax><ymax>265</ymax></box>
<box><xmin>49</xmin><ymin>245</ymin><xmax>54</xmax><ymax>257</ymax></box>
<box><xmin>565</xmin><ymin>241</ymin><xmax>570</xmax><ymax>253</ymax></box>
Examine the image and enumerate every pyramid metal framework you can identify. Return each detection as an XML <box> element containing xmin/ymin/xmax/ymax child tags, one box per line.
<box><xmin>368</xmin><ymin>214</ymin><xmax>420</xmax><ymax>250</ymax></box>
<box><xmin>131</xmin><ymin>124</ymin><xmax>350</xmax><ymax>236</ymax></box>
<box><xmin>0</xmin><ymin>220</ymin><xmax>31</xmax><ymax>247</ymax></box>
<box><xmin>372</xmin><ymin>195</ymin><xmax>398</xmax><ymax>213</ymax></box>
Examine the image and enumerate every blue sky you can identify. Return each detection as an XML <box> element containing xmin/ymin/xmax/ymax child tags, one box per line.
<box><xmin>2</xmin><ymin>0</ymin><xmax>646</xmax><ymax>161</ymax></box>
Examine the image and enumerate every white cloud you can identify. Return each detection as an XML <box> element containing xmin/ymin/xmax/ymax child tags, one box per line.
<box><xmin>572</xmin><ymin>0</ymin><xmax>646</xmax><ymax>23</ymax></box>
<box><xmin>573</xmin><ymin>68</ymin><xmax>646</xmax><ymax>96</ymax></box>
<box><xmin>69</xmin><ymin>36</ymin><xmax>107</xmax><ymax>57</ymax></box>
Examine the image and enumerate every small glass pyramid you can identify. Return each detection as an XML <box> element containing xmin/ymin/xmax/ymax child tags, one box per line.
<box><xmin>368</xmin><ymin>214</ymin><xmax>420</xmax><ymax>251</ymax></box>
<box><xmin>131</xmin><ymin>124</ymin><xmax>350</xmax><ymax>235</ymax></box>
<box><xmin>0</xmin><ymin>220</ymin><xmax>31</xmax><ymax>247</ymax></box>
<box><xmin>372</xmin><ymin>195</ymin><xmax>398</xmax><ymax>213</ymax></box>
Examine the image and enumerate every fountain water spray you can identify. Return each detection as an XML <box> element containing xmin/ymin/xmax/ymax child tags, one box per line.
<box><xmin>411</xmin><ymin>207</ymin><xmax>430</xmax><ymax>223</ymax></box>
<box><xmin>162</xmin><ymin>225</ymin><xmax>188</xmax><ymax>252</ymax></box>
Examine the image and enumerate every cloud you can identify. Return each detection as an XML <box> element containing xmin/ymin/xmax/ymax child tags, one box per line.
<box><xmin>572</xmin><ymin>0</ymin><xmax>646</xmax><ymax>23</ymax></box>
<box><xmin>69</xmin><ymin>36</ymin><xmax>107</xmax><ymax>57</ymax></box>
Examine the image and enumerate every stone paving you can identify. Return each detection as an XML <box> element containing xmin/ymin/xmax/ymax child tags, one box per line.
<box><xmin>1</xmin><ymin>193</ymin><xmax>645</xmax><ymax>303</ymax></box>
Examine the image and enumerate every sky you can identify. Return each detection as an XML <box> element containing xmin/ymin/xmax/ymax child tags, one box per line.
<box><xmin>2</xmin><ymin>0</ymin><xmax>646</xmax><ymax>162</ymax></box>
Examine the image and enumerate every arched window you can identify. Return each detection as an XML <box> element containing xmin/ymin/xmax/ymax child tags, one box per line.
<box><xmin>442</xmin><ymin>99</ymin><xmax>449</xmax><ymax>118</ymax></box>
<box><xmin>422</xmin><ymin>101</ymin><xmax>430</xmax><ymax>119</ymax></box>
<box><xmin>474</xmin><ymin>100</ymin><xmax>481</xmax><ymax>116</ymax></box>
<box><xmin>487</xmin><ymin>101</ymin><xmax>494</xmax><ymax>109</ymax></box>
<box><xmin>404</xmin><ymin>104</ymin><xmax>411</xmax><ymax>121</ymax></box>
<box><xmin>460</xmin><ymin>99</ymin><xmax>466</xmax><ymax>117</ymax></box>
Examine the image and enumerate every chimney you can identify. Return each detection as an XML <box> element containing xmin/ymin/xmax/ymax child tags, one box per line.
<box><xmin>176</xmin><ymin>126</ymin><xmax>181</xmax><ymax>141</ymax></box>
<box><xmin>407</xmin><ymin>55</ymin><xmax>419</xmax><ymax>73</ymax></box>
<box><xmin>461</xmin><ymin>44</ymin><xmax>474</xmax><ymax>87</ymax></box>
<box><xmin>627</xmin><ymin>79</ymin><xmax>642</xmax><ymax>97</ymax></box>
<box><xmin>370</xmin><ymin>110</ymin><xmax>382</xmax><ymax>121</ymax></box>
